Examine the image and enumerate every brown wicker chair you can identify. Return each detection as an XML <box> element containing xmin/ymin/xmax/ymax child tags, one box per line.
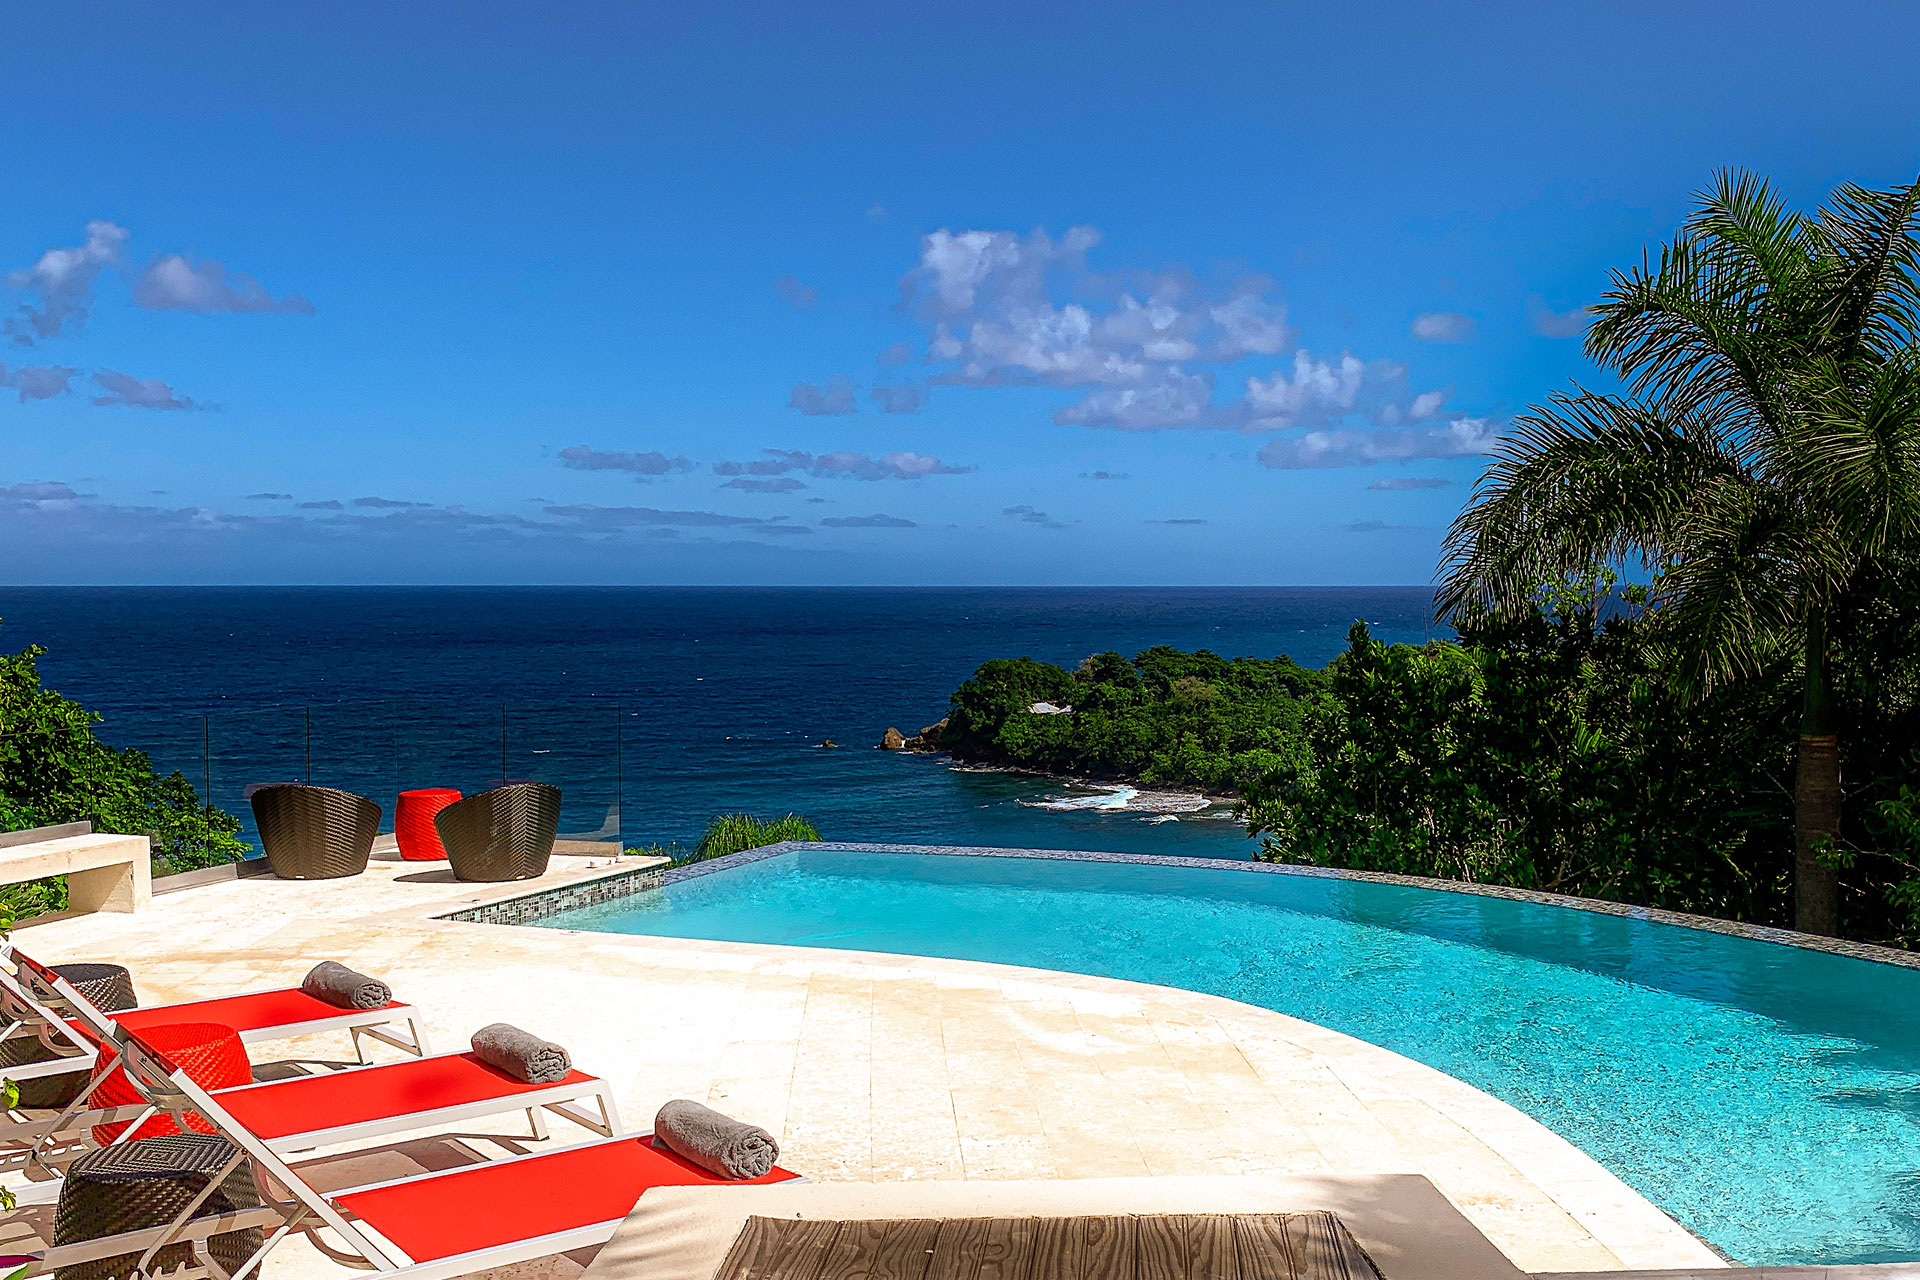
<box><xmin>434</xmin><ymin>783</ymin><xmax>561</xmax><ymax>882</ymax></box>
<box><xmin>249</xmin><ymin>784</ymin><xmax>380</xmax><ymax>880</ymax></box>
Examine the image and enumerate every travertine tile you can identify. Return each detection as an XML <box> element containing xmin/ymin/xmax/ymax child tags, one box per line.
<box><xmin>6</xmin><ymin>851</ymin><xmax>1729</xmax><ymax>1276</ymax></box>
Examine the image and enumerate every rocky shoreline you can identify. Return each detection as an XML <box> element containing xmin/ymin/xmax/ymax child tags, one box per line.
<box><xmin>875</xmin><ymin>716</ymin><xmax>1241</xmax><ymax>810</ymax></box>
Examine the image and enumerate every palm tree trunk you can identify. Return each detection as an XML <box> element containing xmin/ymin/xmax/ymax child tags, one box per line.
<box><xmin>1794</xmin><ymin>612</ymin><xmax>1842</xmax><ymax>936</ymax></box>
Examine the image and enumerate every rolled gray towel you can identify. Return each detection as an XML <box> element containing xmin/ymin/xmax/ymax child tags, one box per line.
<box><xmin>651</xmin><ymin>1098</ymin><xmax>778</xmax><ymax>1180</ymax></box>
<box><xmin>470</xmin><ymin>1022</ymin><xmax>572</xmax><ymax>1084</ymax></box>
<box><xmin>300</xmin><ymin>960</ymin><xmax>392</xmax><ymax>1010</ymax></box>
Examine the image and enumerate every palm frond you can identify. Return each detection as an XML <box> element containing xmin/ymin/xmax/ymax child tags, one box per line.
<box><xmin>1657</xmin><ymin>481</ymin><xmax>1834</xmax><ymax>688</ymax></box>
<box><xmin>1790</xmin><ymin>352</ymin><xmax>1920</xmax><ymax>561</ymax></box>
<box><xmin>1437</xmin><ymin>392</ymin><xmax>1746</xmax><ymax>618</ymax></box>
<box><xmin>1811</xmin><ymin>175</ymin><xmax>1920</xmax><ymax>359</ymax></box>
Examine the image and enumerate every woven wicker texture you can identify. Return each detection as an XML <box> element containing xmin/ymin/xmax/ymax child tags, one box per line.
<box><xmin>2</xmin><ymin>962</ymin><xmax>139</xmax><ymax>1108</ymax></box>
<box><xmin>395</xmin><ymin>788</ymin><xmax>463</xmax><ymax>861</ymax></box>
<box><xmin>249</xmin><ymin>783</ymin><xmax>380</xmax><ymax>880</ymax></box>
<box><xmin>56</xmin><ymin>962</ymin><xmax>141</xmax><ymax>1013</ymax></box>
<box><xmin>91</xmin><ymin>1022</ymin><xmax>251</xmax><ymax>1147</ymax></box>
<box><xmin>436</xmin><ymin>782</ymin><xmax>562</xmax><ymax>882</ymax></box>
<box><xmin>55</xmin><ymin>1133</ymin><xmax>264</xmax><ymax>1280</ymax></box>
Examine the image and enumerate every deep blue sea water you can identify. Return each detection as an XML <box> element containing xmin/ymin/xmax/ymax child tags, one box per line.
<box><xmin>0</xmin><ymin>587</ymin><xmax>1440</xmax><ymax>855</ymax></box>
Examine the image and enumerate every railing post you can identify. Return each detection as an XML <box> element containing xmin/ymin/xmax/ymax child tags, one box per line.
<box><xmin>202</xmin><ymin>715</ymin><xmax>211</xmax><ymax>806</ymax></box>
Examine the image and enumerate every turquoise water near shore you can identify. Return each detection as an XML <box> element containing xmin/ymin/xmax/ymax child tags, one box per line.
<box><xmin>0</xmin><ymin>586</ymin><xmax>1440</xmax><ymax>855</ymax></box>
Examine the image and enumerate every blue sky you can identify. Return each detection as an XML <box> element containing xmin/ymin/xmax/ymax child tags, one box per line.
<box><xmin>4</xmin><ymin>1</ymin><xmax>1917</xmax><ymax>585</ymax></box>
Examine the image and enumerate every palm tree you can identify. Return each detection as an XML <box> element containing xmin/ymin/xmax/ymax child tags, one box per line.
<box><xmin>1438</xmin><ymin>170</ymin><xmax>1920</xmax><ymax>936</ymax></box>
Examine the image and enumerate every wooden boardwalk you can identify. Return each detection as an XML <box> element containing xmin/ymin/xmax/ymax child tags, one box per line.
<box><xmin>712</xmin><ymin>1212</ymin><xmax>1384</xmax><ymax>1280</ymax></box>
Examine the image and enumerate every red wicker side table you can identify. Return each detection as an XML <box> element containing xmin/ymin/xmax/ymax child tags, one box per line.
<box><xmin>395</xmin><ymin>788</ymin><xmax>463</xmax><ymax>861</ymax></box>
<box><xmin>90</xmin><ymin>1022</ymin><xmax>251</xmax><ymax>1146</ymax></box>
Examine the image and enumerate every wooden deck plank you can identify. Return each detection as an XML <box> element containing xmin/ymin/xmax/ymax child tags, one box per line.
<box><xmin>1080</xmin><ymin>1215</ymin><xmax>1137</xmax><ymax>1280</ymax></box>
<box><xmin>925</xmin><ymin>1217</ymin><xmax>992</xmax><ymax>1280</ymax></box>
<box><xmin>975</xmin><ymin>1215</ymin><xmax>1035</xmax><ymax>1280</ymax></box>
<box><xmin>1288</xmin><ymin>1213</ymin><xmax>1380</xmax><ymax>1280</ymax></box>
<box><xmin>813</xmin><ymin>1219</ymin><xmax>941</xmax><ymax>1280</ymax></box>
<box><xmin>1231</xmin><ymin>1214</ymin><xmax>1297</xmax><ymax>1279</ymax></box>
<box><xmin>714</xmin><ymin>1217</ymin><xmax>842</xmax><ymax>1280</ymax></box>
<box><xmin>1135</xmin><ymin>1213</ymin><xmax>1193</xmax><ymax>1280</ymax></box>
<box><xmin>718</xmin><ymin>1211</ymin><xmax>1378</xmax><ymax>1280</ymax></box>
<box><xmin>1023</xmin><ymin>1216</ymin><xmax>1086</xmax><ymax>1280</ymax></box>
<box><xmin>1187</xmin><ymin>1214</ymin><xmax>1242</xmax><ymax>1280</ymax></box>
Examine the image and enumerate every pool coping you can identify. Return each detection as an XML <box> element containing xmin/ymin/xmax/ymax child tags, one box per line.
<box><xmin>653</xmin><ymin>839</ymin><xmax>1920</xmax><ymax>971</ymax></box>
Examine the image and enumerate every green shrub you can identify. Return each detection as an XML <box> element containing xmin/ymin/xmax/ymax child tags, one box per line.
<box><xmin>2</xmin><ymin>623</ymin><xmax>251</xmax><ymax>919</ymax></box>
<box><xmin>669</xmin><ymin>813</ymin><xmax>822</xmax><ymax>866</ymax></box>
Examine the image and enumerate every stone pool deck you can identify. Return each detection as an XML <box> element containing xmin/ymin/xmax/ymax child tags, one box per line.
<box><xmin>10</xmin><ymin>847</ymin><xmax>1728</xmax><ymax>1277</ymax></box>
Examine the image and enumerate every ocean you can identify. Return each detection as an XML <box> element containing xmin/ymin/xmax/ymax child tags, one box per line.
<box><xmin>0</xmin><ymin>587</ymin><xmax>1442</xmax><ymax>859</ymax></box>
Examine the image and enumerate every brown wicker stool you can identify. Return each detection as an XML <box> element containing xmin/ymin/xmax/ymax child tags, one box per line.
<box><xmin>54</xmin><ymin>1133</ymin><xmax>265</xmax><ymax>1280</ymax></box>
<box><xmin>54</xmin><ymin>962</ymin><xmax>140</xmax><ymax>1014</ymax></box>
<box><xmin>0</xmin><ymin>962</ymin><xmax>139</xmax><ymax>1108</ymax></box>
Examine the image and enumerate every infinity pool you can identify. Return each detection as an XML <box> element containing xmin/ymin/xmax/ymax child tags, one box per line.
<box><xmin>533</xmin><ymin>846</ymin><xmax>1920</xmax><ymax>1266</ymax></box>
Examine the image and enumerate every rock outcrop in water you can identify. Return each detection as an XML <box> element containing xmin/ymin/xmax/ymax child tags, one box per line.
<box><xmin>880</xmin><ymin>718</ymin><xmax>949</xmax><ymax>751</ymax></box>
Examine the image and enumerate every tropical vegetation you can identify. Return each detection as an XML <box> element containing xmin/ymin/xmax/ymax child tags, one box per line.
<box><xmin>946</xmin><ymin>169</ymin><xmax>1920</xmax><ymax>946</ymax></box>
<box><xmin>628</xmin><ymin>812</ymin><xmax>824</xmax><ymax>867</ymax></box>
<box><xmin>1439</xmin><ymin>169</ymin><xmax>1920</xmax><ymax>936</ymax></box>
<box><xmin>942</xmin><ymin>648</ymin><xmax>1328</xmax><ymax>794</ymax></box>
<box><xmin>1</xmin><ymin>625</ymin><xmax>249</xmax><ymax>918</ymax></box>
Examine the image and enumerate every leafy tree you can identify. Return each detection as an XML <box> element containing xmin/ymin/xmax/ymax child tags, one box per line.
<box><xmin>1</xmin><ymin>624</ymin><xmax>248</xmax><ymax>916</ymax></box>
<box><xmin>1439</xmin><ymin>170</ymin><xmax>1920</xmax><ymax>934</ymax></box>
<box><xmin>1242</xmin><ymin>595</ymin><xmax>1797</xmax><ymax>922</ymax></box>
<box><xmin>942</xmin><ymin>648</ymin><xmax>1328</xmax><ymax>794</ymax></box>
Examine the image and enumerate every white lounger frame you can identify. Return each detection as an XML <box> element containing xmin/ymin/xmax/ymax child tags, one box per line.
<box><xmin>11</xmin><ymin>1015</ymin><xmax>791</xmax><ymax>1280</ymax></box>
<box><xmin>2</xmin><ymin>961</ymin><xmax>617</xmax><ymax>1172</ymax></box>
<box><xmin>2</xmin><ymin>938</ymin><xmax>434</xmax><ymax>1065</ymax></box>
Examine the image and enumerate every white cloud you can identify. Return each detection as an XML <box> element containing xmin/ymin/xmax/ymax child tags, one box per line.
<box><xmin>0</xmin><ymin>481</ymin><xmax>87</xmax><ymax>504</ymax></box>
<box><xmin>543</xmin><ymin>503</ymin><xmax>794</xmax><ymax>531</ymax></box>
<box><xmin>900</xmin><ymin>227</ymin><xmax>1292</xmax><ymax>402</ymax></box>
<box><xmin>1003</xmin><ymin>503</ymin><xmax>1065</xmax><ymax>529</ymax></box>
<box><xmin>134</xmin><ymin>254</ymin><xmax>314</xmax><ymax>315</ymax></box>
<box><xmin>5</xmin><ymin>220</ymin><xmax>127</xmax><ymax>343</ymax></box>
<box><xmin>1367</xmin><ymin>476</ymin><xmax>1451</xmax><ymax>490</ymax></box>
<box><xmin>821</xmin><ymin>513</ymin><xmax>916</xmax><ymax>528</ymax></box>
<box><xmin>558</xmin><ymin>445</ymin><xmax>695</xmax><ymax>476</ymax></box>
<box><xmin>876</xmin><ymin>342</ymin><xmax>915</xmax><ymax>366</ymax></box>
<box><xmin>1244</xmin><ymin>351</ymin><xmax>1365</xmax><ymax>423</ymax></box>
<box><xmin>1256</xmin><ymin>417</ymin><xmax>1500</xmax><ymax>469</ymax></box>
<box><xmin>1528</xmin><ymin>296</ymin><xmax>1587</xmax><ymax>338</ymax></box>
<box><xmin>870</xmin><ymin>384</ymin><xmax>927</xmax><ymax>414</ymax></box>
<box><xmin>714</xmin><ymin>449</ymin><xmax>971</xmax><ymax>481</ymax></box>
<box><xmin>1411</xmin><ymin>311</ymin><xmax>1475</xmax><ymax>343</ymax></box>
<box><xmin>789</xmin><ymin>376</ymin><xmax>858</xmax><ymax>415</ymax></box>
<box><xmin>91</xmin><ymin>370</ymin><xmax>198</xmax><ymax>410</ymax></box>
<box><xmin>772</xmin><ymin>275</ymin><xmax>819</xmax><ymax>310</ymax></box>
<box><xmin>0</xmin><ymin>360</ymin><xmax>80</xmax><ymax>402</ymax></box>
<box><xmin>722</xmin><ymin>476</ymin><xmax>807</xmax><ymax>493</ymax></box>
<box><xmin>1053</xmin><ymin>369</ymin><xmax>1214</xmax><ymax>431</ymax></box>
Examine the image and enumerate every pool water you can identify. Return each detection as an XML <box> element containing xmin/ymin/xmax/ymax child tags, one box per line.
<box><xmin>533</xmin><ymin>847</ymin><xmax>1920</xmax><ymax>1266</ymax></box>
